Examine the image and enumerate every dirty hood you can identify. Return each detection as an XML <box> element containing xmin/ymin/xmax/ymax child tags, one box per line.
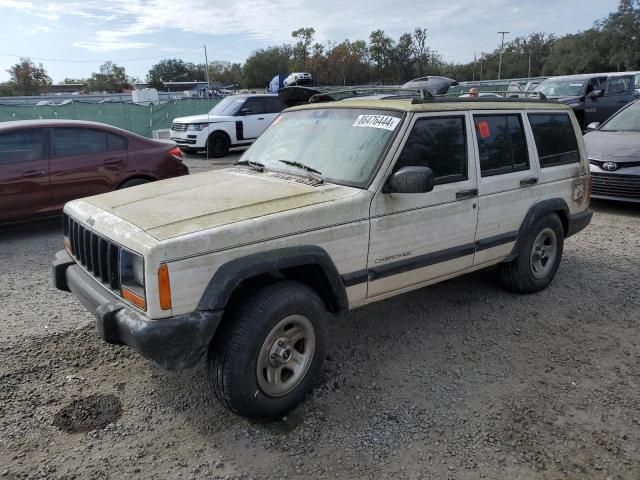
<box><xmin>83</xmin><ymin>169</ymin><xmax>356</xmax><ymax>241</ymax></box>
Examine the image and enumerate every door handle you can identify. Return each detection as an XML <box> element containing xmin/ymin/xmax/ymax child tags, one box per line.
<box><xmin>104</xmin><ymin>158</ymin><xmax>125</xmax><ymax>165</ymax></box>
<box><xmin>456</xmin><ymin>189</ymin><xmax>478</xmax><ymax>200</ymax></box>
<box><xmin>520</xmin><ymin>177</ymin><xmax>538</xmax><ymax>187</ymax></box>
<box><xmin>257</xmin><ymin>117</ymin><xmax>265</xmax><ymax>120</ymax></box>
<box><xmin>21</xmin><ymin>170</ymin><xmax>46</xmax><ymax>178</ymax></box>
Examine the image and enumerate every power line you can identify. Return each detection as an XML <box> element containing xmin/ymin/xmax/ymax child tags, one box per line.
<box><xmin>0</xmin><ymin>48</ymin><xmax>203</xmax><ymax>64</ymax></box>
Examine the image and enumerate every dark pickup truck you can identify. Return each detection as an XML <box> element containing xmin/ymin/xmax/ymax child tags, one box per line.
<box><xmin>532</xmin><ymin>72</ymin><xmax>640</xmax><ymax>129</ymax></box>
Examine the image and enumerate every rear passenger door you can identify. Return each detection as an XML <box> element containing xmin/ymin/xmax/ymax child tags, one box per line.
<box><xmin>527</xmin><ymin>112</ymin><xmax>584</xmax><ymax>203</ymax></box>
<box><xmin>49</xmin><ymin>127</ymin><xmax>128</xmax><ymax>209</ymax></box>
<box><xmin>368</xmin><ymin>113</ymin><xmax>478</xmax><ymax>298</ymax></box>
<box><xmin>472</xmin><ymin>112</ymin><xmax>540</xmax><ymax>266</ymax></box>
<box><xmin>599</xmin><ymin>75</ymin><xmax>635</xmax><ymax>122</ymax></box>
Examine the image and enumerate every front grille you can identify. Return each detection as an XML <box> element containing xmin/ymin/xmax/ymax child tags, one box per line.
<box><xmin>64</xmin><ymin>214</ymin><xmax>121</xmax><ymax>290</ymax></box>
<box><xmin>591</xmin><ymin>172</ymin><xmax>640</xmax><ymax>199</ymax></box>
<box><xmin>171</xmin><ymin>123</ymin><xmax>188</xmax><ymax>132</ymax></box>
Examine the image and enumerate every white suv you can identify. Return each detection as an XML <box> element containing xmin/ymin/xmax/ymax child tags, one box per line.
<box><xmin>53</xmin><ymin>97</ymin><xmax>592</xmax><ymax>420</ymax></box>
<box><xmin>169</xmin><ymin>94</ymin><xmax>282</xmax><ymax>157</ymax></box>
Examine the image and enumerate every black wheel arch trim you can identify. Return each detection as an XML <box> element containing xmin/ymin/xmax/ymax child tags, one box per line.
<box><xmin>197</xmin><ymin>246</ymin><xmax>349</xmax><ymax>313</ymax></box>
<box><xmin>504</xmin><ymin>198</ymin><xmax>582</xmax><ymax>262</ymax></box>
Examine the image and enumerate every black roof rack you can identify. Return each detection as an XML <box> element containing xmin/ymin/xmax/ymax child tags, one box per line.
<box><xmin>411</xmin><ymin>91</ymin><xmax>550</xmax><ymax>104</ymax></box>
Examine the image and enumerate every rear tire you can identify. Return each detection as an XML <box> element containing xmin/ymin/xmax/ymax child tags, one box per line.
<box><xmin>118</xmin><ymin>178</ymin><xmax>150</xmax><ymax>189</ymax></box>
<box><xmin>498</xmin><ymin>214</ymin><xmax>564</xmax><ymax>293</ymax></box>
<box><xmin>208</xmin><ymin>281</ymin><xmax>328</xmax><ymax>419</ymax></box>
<box><xmin>206</xmin><ymin>132</ymin><xmax>230</xmax><ymax>158</ymax></box>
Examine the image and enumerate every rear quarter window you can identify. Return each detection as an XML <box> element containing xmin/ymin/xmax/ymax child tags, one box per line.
<box><xmin>528</xmin><ymin>113</ymin><xmax>580</xmax><ymax>168</ymax></box>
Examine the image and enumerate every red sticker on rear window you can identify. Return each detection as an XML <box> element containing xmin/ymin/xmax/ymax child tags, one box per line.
<box><xmin>477</xmin><ymin>121</ymin><xmax>491</xmax><ymax>138</ymax></box>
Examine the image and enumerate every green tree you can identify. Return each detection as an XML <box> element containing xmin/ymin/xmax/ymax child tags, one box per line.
<box><xmin>146</xmin><ymin>59</ymin><xmax>202</xmax><ymax>89</ymax></box>
<box><xmin>86</xmin><ymin>62</ymin><xmax>130</xmax><ymax>92</ymax></box>
<box><xmin>243</xmin><ymin>45</ymin><xmax>292</xmax><ymax>88</ymax></box>
<box><xmin>6</xmin><ymin>58</ymin><xmax>51</xmax><ymax>95</ymax></box>
<box><xmin>291</xmin><ymin>27</ymin><xmax>316</xmax><ymax>70</ymax></box>
<box><xmin>394</xmin><ymin>33</ymin><xmax>416</xmax><ymax>82</ymax></box>
<box><xmin>369</xmin><ymin>29</ymin><xmax>394</xmax><ymax>83</ymax></box>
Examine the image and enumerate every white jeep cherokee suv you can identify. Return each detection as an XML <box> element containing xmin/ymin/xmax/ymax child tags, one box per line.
<box><xmin>169</xmin><ymin>94</ymin><xmax>282</xmax><ymax>157</ymax></box>
<box><xmin>53</xmin><ymin>97</ymin><xmax>592</xmax><ymax>419</ymax></box>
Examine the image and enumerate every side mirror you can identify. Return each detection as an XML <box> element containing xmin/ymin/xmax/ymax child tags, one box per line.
<box><xmin>586</xmin><ymin>122</ymin><xmax>601</xmax><ymax>131</ymax></box>
<box><xmin>383</xmin><ymin>166</ymin><xmax>435</xmax><ymax>194</ymax></box>
<box><xmin>589</xmin><ymin>89</ymin><xmax>604</xmax><ymax>99</ymax></box>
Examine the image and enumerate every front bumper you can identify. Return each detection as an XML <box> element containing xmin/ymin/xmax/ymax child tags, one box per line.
<box><xmin>170</xmin><ymin>130</ymin><xmax>206</xmax><ymax>148</ymax></box>
<box><xmin>52</xmin><ymin>250</ymin><xmax>222</xmax><ymax>370</ymax></box>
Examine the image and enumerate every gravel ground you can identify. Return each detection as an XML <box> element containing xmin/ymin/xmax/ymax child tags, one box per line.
<box><xmin>1</xmin><ymin>159</ymin><xmax>639</xmax><ymax>479</ymax></box>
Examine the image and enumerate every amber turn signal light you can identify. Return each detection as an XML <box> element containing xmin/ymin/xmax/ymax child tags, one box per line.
<box><xmin>158</xmin><ymin>264</ymin><xmax>172</xmax><ymax>310</ymax></box>
<box><xmin>122</xmin><ymin>287</ymin><xmax>146</xmax><ymax>310</ymax></box>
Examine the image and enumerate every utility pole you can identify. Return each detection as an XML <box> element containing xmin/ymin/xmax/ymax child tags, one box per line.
<box><xmin>497</xmin><ymin>31</ymin><xmax>509</xmax><ymax>80</ymax></box>
<box><xmin>203</xmin><ymin>45</ymin><xmax>211</xmax><ymax>96</ymax></box>
<box><xmin>473</xmin><ymin>52</ymin><xmax>476</xmax><ymax>81</ymax></box>
<box><xmin>480</xmin><ymin>52</ymin><xmax>483</xmax><ymax>81</ymax></box>
<box><xmin>528</xmin><ymin>51</ymin><xmax>532</xmax><ymax>79</ymax></box>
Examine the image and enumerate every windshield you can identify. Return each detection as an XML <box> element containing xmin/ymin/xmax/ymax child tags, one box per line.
<box><xmin>533</xmin><ymin>79</ymin><xmax>586</xmax><ymax>97</ymax></box>
<box><xmin>600</xmin><ymin>102</ymin><xmax>640</xmax><ymax>131</ymax></box>
<box><xmin>209</xmin><ymin>96</ymin><xmax>245</xmax><ymax>116</ymax></box>
<box><xmin>239</xmin><ymin>108</ymin><xmax>403</xmax><ymax>187</ymax></box>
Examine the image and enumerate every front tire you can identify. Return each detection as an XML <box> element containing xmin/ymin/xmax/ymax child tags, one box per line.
<box><xmin>498</xmin><ymin>213</ymin><xmax>564</xmax><ymax>293</ymax></box>
<box><xmin>206</xmin><ymin>132</ymin><xmax>230</xmax><ymax>158</ymax></box>
<box><xmin>208</xmin><ymin>281</ymin><xmax>328</xmax><ymax>419</ymax></box>
<box><xmin>118</xmin><ymin>178</ymin><xmax>150</xmax><ymax>189</ymax></box>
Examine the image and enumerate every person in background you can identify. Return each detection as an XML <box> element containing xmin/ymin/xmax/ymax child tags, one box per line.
<box><xmin>469</xmin><ymin>87</ymin><xmax>479</xmax><ymax>98</ymax></box>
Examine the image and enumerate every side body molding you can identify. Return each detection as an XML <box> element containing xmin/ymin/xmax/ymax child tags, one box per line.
<box><xmin>197</xmin><ymin>246</ymin><xmax>349</xmax><ymax>313</ymax></box>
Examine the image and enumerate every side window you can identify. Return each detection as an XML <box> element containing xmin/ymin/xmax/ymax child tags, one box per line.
<box><xmin>0</xmin><ymin>129</ymin><xmax>45</xmax><ymax>164</ymax></box>
<box><xmin>605</xmin><ymin>77</ymin><xmax>630</xmax><ymax>96</ymax></box>
<box><xmin>242</xmin><ymin>97</ymin><xmax>266</xmax><ymax>115</ymax></box>
<box><xmin>53</xmin><ymin>128</ymin><xmax>108</xmax><ymax>157</ymax></box>
<box><xmin>264</xmin><ymin>97</ymin><xmax>283</xmax><ymax>114</ymax></box>
<box><xmin>394</xmin><ymin>116</ymin><xmax>467</xmax><ymax>185</ymax></box>
<box><xmin>634</xmin><ymin>73</ymin><xmax>640</xmax><ymax>90</ymax></box>
<box><xmin>528</xmin><ymin>113</ymin><xmax>580</xmax><ymax>168</ymax></box>
<box><xmin>107</xmin><ymin>133</ymin><xmax>128</xmax><ymax>152</ymax></box>
<box><xmin>474</xmin><ymin>114</ymin><xmax>529</xmax><ymax>177</ymax></box>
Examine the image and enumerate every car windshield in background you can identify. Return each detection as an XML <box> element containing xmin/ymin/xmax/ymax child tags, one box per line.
<box><xmin>533</xmin><ymin>80</ymin><xmax>586</xmax><ymax>97</ymax></box>
<box><xmin>600</xmin><ymin>102</ymin><xmax>640</xmax><ymax>131</ymax></box>
<box><xmin>209</xmin><ymin>96</ymin><xmax>245</xmax><ymax>116</ymax></box>
<box><xmin>241</xmin><ymin>108</ymin><xmax>403</xmax><ymax>187</ymax></box>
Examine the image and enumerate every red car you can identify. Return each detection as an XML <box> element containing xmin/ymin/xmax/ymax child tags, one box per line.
<box><xmin>0</xmin><ymin>120</ymin><xmax>188</xmax><ymax>224</ymax></box>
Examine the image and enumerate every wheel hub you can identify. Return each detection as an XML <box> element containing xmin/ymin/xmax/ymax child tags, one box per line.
<box><xmin>270</xmin><ymin>339</ymin><xmax>293</xmax><ymax>366</ymax></box>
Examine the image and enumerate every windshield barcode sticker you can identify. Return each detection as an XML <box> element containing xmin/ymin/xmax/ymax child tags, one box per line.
<box><xmin>353</xmin><ymin>115</ymin><xmax>400</xmax><ymax>131</ymax></box>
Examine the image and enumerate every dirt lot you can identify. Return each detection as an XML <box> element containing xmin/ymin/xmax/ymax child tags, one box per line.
<box><xmin>1</xmin><ymin>156</ymin><xmax>639</xmax><ymax>479</ymax></box>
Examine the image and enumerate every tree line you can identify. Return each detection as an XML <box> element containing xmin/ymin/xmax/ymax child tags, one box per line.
<box><xmin>2</xmin><ymin>0</ymin><xmax>639</xmax><ymax>96</ymax></box>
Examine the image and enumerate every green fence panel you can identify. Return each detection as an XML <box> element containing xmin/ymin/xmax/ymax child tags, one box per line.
<box><xmin>0</xmin><ymin>98</ymin><xmax>221</xmax><ymax>137</ymax></box>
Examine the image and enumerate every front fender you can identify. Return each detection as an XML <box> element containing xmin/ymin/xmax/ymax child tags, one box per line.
<box><xmin>197</xmin><ymin>246</ymin><xmax>348</xmax><ymax>313</ymax></box>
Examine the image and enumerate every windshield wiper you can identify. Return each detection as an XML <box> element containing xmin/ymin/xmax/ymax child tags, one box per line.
<box><xmin>236</xmin><ymin>159</ymin><xmax>266</xmax><ymax>172</ymax></box>
<box><xmin>278</xmin><ymin>160</ymin><xmax>323</xmax><ymax>176</ymax></box>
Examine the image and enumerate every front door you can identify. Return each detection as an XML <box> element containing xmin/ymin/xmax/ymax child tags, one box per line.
<box><xmin>0</xmin><ymin>128</ymin><xmax>51</xmax><ymax>223</ymax></box>
<box><xmin>367</xmin><ymin>113</ymin><xmax>479</xmax><ymax>298</ymax></box>
<box><xmin>238</xmin><ymin>97</ymin><xmax>276</xmax><ymax>140</ymax></box>
<box><xmin>471</xmin><ymin>112</ymin><xmax>540</xmax><ymax>266</ymax></box>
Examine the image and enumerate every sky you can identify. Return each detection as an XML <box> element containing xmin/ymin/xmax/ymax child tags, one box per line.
<box><xmin>0</xmin><ymin>0</ymin><xmax>622</xmax><ymax>83</ymax></box>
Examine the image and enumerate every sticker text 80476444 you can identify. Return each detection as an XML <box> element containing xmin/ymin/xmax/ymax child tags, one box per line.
<box><xmin>352</xmin><ymin>115</ymin><xmax>401</xmax><ymax>131</ymax></box>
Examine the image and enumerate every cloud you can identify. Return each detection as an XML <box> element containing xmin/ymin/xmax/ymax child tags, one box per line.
<box><xmin>0</xmin><ymin>0</ymin><xmax>620</xmax><ymax>58</ymax></box>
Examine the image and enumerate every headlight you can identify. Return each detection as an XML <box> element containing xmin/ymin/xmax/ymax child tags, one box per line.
<box><xmin>187</xmin><ymin>123</ymin><xmax>208</xmax><ymax>131</ymax></box>
<box><xmin>120</xmin><ymin>249</ymin><xmax>146</xmax><ymax>309</ymax></box>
